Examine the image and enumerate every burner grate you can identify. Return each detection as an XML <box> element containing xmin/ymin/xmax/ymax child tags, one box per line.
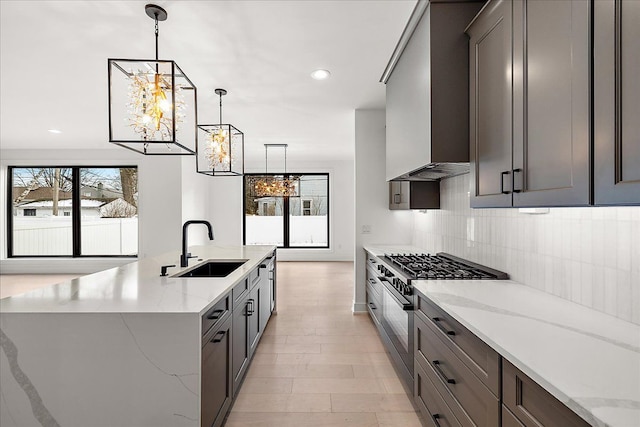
<box><xmin>384</xmin><ymin>253</ymin><xmax>508</xmax><ymax>280</ymax></box>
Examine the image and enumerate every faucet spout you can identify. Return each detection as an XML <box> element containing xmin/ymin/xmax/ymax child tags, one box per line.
<box><xmin>181</xmin><ymin>220</ymin><xmax>214</xmax><ymax>267</ymax></box>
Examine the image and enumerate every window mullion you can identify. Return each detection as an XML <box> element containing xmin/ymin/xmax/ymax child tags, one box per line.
<box><xmin>72</xmin><ymin>167</ymin><xmax>81</xmax><ymax>256</ymax></box>
<box><xmin>283</xmin><ymin>195</ymin><xmax>290</xmax><ymax>248</ymax></box>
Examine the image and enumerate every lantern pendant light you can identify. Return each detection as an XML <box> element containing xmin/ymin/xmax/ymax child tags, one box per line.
<box><xmin>196</xmin><ymin>89</ymin><xmax>244</xmax><ymax>176</ymax></box>
<box><xmin>108</xmin><ymin>4</ymin><xmax>198</xmax><ymax>155</ymax></box>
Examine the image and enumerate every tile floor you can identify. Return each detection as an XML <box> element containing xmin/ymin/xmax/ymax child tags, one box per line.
<box><xmin>225</xmin><ymin>261</ymin><xmax>424</xmax><ymax>427</ymax></box>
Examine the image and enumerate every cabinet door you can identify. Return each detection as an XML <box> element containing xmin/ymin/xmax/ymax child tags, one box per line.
<box><xmin>202</xmin><ymin>317</ymin><xmax>232</xmax><ymax>427</ymax></box>
<box><xmin>594</xmin><ymin>0</ymin><xmax>640</xmax><ymax>205</ymax></box>
<box><xmin>248</xmin><ymin>285</ymin><xmax>261</xmax><ymax>358</ymax></box>
<box><xmin>468</xmin><ymin>0</ymin><xmax>514</xmax><ymax>208</ymax></box>
<box><xmin>503</xmin><ymin>360</ymin><xmax>590</xmax><ymax>427</ymax></box>
<box><xmin>512</xmin><ymin>0</ymin><xmax>590</xmax><ymax>207</ymax></box>
<box><xmin>259</xmin><ymin>264</ymin><xmax>272</xmax><ymax>334</ymax></box>
<box><xmin>232</xmin><ymin>298</ymin><xmax>249</xmax><ymax>395</ymax></box>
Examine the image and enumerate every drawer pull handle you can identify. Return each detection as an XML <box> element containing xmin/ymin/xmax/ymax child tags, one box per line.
<box><xmin>432</xmin><ymin>360</ymin><xmax>456</xmax><ymax>384</ymax></box>
<box><xmin>211</xmin><ymin>331</ymin><xmax>226</xmax><ymax>343</ymax></box>
<box><xmin>207</xmin><ymin>309</ymin><xmax>225</xmax><ymax>320</ymax></box>
<box><xmin>432</xmin><ymin>317</ymin><xmax>456</xmax><ymax>336</ymax></box>
<box><xmin>368</xmin><ymin>302</ymin><xmax>376</xmax><ymax>310</ymax></box>
<box><xmin>247</xmin><ymin>299</ymin><xmax>255</xmax><ymax>316</ymax></box>
<box><xmin>431</xmin><ymin>414</ymin><xmax>442</xmax><ymax>427</ymax></box>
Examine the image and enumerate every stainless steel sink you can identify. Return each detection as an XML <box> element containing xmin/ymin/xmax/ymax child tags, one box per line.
<box><xmin>175</xmin><ymin>260</ymin><xmax>247</xmax><ymax>278</ymax></box>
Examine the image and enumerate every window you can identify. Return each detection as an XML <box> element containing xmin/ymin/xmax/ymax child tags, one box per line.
<box><xmin>8</xmin><ymin>166</ymin><xmax>138</xmax><ymax>257</ymax></box>
<box><xmin>243</xmin><ymin>174</ymin><xmax>329</xmax><ymax>248</ymax></box>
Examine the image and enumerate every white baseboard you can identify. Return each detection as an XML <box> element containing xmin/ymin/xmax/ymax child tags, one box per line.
<box><xmin>352</xmin><ymin>302</ymin><xmax>368</xmax><ymax>313</ymax></box>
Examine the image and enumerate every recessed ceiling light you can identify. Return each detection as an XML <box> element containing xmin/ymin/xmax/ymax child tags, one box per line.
<box><xmin>48</xmin><ymin>129</ymin><xmax>62</xmax><ymax>134</ymax></box>
<box><xmin>310</xmin><ymin>69</ymin><xmax>331</xmax><ymax>80</ymax></box>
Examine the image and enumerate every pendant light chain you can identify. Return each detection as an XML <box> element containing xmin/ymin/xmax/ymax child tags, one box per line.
<box><xmin>154</xmin><ymin>14</ymin><xmax>159</xmax><ymax>60</ymax></box>
<box><xmin>219</xmin><ymin>91</ymin><xmax>223</xmax><ymax>125</ymax></box>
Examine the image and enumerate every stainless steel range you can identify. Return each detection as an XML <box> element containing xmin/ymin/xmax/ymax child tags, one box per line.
<box><xmin>365</xmin><ymin>252</ymin><xmax>508</xmax><ymax>393</ymax></box>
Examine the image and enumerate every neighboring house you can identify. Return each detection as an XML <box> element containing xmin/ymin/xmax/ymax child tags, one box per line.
<box><xmin>16</xmin><ymin>199</ymin><xmax>104</xmax><ymax>218</ymax></box>
<box><xmin>256</xmin><ymin>176</ymin><xmax>328</xmax><ymax>216</ymax></box>
<box><xmin>80</xmin><ymin>183</ymin><xmax>123</xmax><ymax>200</ymax></box>
<box><xmin>13</xmin><ymin>183</ymin><xmax>135</xmax><ymax>218</ymax></box>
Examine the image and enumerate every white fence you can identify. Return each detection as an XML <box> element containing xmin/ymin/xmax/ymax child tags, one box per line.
<box><xmin>12</xmin><ymin>217</ymin><xmax>138</xmax><ymax>256</ymax></box>
<box><xmin>245</xmin><ymin>215</ymin><xmax>327</xmax><ymax>246</ymax></box>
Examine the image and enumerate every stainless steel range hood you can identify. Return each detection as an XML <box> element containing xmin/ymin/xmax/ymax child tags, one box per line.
<box><xmin>382</xmin><ymin>0</ymin><xmax>483</xmax><ymax>182</ymax></box>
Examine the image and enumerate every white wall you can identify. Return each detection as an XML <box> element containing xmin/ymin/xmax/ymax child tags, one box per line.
<box><xmin>412</xmin><ymin>174</ymin><xmax>640</xmax><ymax>325</ymax></box>
<box><xmin>354</xmin><ymin>109</ymin><xmax>413</xmax><ymax>312</ymax></box>
<box><xmin>0</xmin><ymin>149</ymin><xmax>183</xmax><ymax>273</ymax></box>
<box><xmin>209</xmin><ymin>158</ymin><xmax>355</xmax><ymax>262</ymax></box>
<box><xmin>180</xmin><ymin>156</ymin><xmax>214</xmax><ymax>247</ymax></box>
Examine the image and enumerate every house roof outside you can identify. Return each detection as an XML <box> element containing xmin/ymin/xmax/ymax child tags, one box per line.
<box><xmin>18</xmin><ymin>199</ymin><xmax>105</xmax><ymax>209</ymax></box>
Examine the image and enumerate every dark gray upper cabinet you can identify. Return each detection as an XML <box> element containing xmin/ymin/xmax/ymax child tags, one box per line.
<box><xmin>594</xmin><ymin>0</ymin><xmax>640</xmax><ymax>205</ymax></box>
<box><xmin>384</xmin><ymin>0</ymin><xmax>483</xmax><ymax>182</ymax></box>
<box><xmin>467</xmin><ymin>0</ymin><xmax>513</xmax><ymax>208</ymax></box>
<box><xmin>468</xmin><ymin>0</ymin><xmax>591</xmax><ymax>208</ymax></box>
<box><xmin>389</xmin><ymin>181</ymin><xmax>440</xmax><ymax>210</ymax></box>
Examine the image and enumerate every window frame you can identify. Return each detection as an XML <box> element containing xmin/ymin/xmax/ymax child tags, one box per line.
<box><xmin>242</xmin><ymin>173</ymin><xmax>330</xmax><ymax>249</ymax></box>
<box><xmin>7</xmin><ymin>165</ymin><xmax>138</xmax><ymax>258</ymax></box>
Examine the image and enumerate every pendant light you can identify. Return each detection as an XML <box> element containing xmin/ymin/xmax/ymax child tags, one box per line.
<box><xmin>254</xmin><ymin>144</ymin><xmax>299</xmax><ymax>197</ymax></box>
<box><xmin>196</xmin><ymin>89</ymin><xmax>244</xmax><ymax>176</ymax></box>
<box><xmin>108</xmin><ymin>4</ymin><xmax>198</xmax><ymax>155</ymax></box>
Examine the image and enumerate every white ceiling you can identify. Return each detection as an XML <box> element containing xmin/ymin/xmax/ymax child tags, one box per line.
<box><xmin>0</xmin><ymin>0</ymin><xmax>414</xmax><ymax>164</ymax></box>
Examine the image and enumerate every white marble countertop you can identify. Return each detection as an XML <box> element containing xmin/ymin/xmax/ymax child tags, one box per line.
<box><xmin>363</xmin><ymin>245</ymin><xmax>640</xmax><ymax>427</ymax></box>
<box><xmin>0</xmin><ymin>245</ymin><xmax>275</xmax><ymax>315</ymax></box>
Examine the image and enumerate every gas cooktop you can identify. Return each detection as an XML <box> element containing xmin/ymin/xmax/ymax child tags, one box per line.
<box><xmin>384</xmin><ymin>253</ymin><xmax>509</xmax><ymax>281</ymax></box>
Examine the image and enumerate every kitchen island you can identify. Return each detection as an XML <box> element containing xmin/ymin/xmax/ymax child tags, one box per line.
<box><xmin>0</xmin><ymin>244</ymin><xmax>276</xmax><ymax>427</ymax></box>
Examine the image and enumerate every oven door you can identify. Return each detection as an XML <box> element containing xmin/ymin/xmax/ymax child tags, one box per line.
<box><xmin>380</xmin><ymin>278</ymin><xmax>414</xmax><ymax>376</ymax></box>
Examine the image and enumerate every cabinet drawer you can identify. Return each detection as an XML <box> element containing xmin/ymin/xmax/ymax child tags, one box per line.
<box><xmin>366</xmin><ymin>267</ymin><xmax>382</xmax><ymax>300</ymax></box>
<box><xmin>415</xmin><ymin>314</ymin><xmax>499</xmax><ymax>426</ymax></box>
<box><xmin>366</xmin><ymin>285</ymin><xmax>382</xmax><ymax>326</ymax></box>
<box><xmin>415</xmin><ymin>360</ymin><xmax>463</xmax><ymax>427</ymax></box>
<box><xmin>249</xmin><ymin>267</ymin><xmax>260</xmax><ymax>288</ymax></box>
<box><xmin>232</xmin><ymin>278</ymin><xmax>249</xmax><ymax>307</ymax></box>
<box><xmin>503</xmin><ymin>360</ymin><xmax>590</xmax><ymax>427</ymax></box>
<box><xmin>202</xmin><ymin>295</ymin><xmax>230</xmax><ymax>338</ymax></box>
<box><xmin>416</xmin><ymin>293</ymin><xmax>500</xmax><ymax>396</ymax></box>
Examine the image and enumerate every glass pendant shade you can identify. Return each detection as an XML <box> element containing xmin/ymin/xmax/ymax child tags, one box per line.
<box><xmin>196</xmin><ymin>89</ymin><xmax>244</xmax><ymax>176</ymax></box>
<box><xmin>254</xmin><ymin>175</ymin><xmax>299</xmax><ymax>197</ymax></box>
<box><xmin>107</xmin><ymin>5</ymin><xmax>197</xmax><ymax>155</ymax></box>
<box><xmin>108</xmin><ymin>59</ymin><xmax>197</xmax><ymax>155</ymax></box>
<box><xmin>253</xmin><ymin>144</ymin><xmax>299</xmax><ymax>197</ymax></box>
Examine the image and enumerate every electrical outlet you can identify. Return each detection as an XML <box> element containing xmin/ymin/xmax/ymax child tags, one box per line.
<box><xmin>362</xmin><ymin>225</ymin><xmax>371</xmax><ymax>234</ymax></box>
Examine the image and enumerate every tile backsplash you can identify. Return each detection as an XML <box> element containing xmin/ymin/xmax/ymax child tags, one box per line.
<box><xmin>412</xmin><ymin>174</ymin><xmax>640</xmax><ymax>325</ymax></box>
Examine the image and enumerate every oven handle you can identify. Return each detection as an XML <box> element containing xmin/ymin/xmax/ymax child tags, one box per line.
<box><xmin>380</xmin><ymin>278</ymin><xmax>414</xmax><ymax>311</ymax></box>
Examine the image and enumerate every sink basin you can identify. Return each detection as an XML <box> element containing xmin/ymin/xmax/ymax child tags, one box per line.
<box><xmin>176</xmin><ymin>260</ymin><xmax>247</xmax><ymax>278</ymax></box>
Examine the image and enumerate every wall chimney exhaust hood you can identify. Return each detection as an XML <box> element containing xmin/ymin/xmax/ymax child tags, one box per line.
<box><xmin>382</xmin><ymin>0</ymin><xmax>483</xmax><ymax>181</ymax></box>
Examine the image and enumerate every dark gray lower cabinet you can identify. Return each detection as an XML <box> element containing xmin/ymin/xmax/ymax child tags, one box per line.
<box><xmin>247</xmin><ymin>285</ymin><xmax>261</xmax><ymax>358</ymax></box>
<box><xmin>202</xmin><ymin>258</ymin><xmax>275</xmax><ymax>426</ymax></box>
<box><xmin>502</xmin><ymin>405</ymin><xmax>525</xmax><ymax>427</ymax></box>
<box><xmin>232</xmin><ymin>292</ymin><xmax>250</xmax><ymax>395</ymax></box>
<box><xmin>415</xmin><ymin>290</ymin><xmax>593</xmax><ymax>427</ymax></box>
<box><xmin>503</xmin><ymin>360</ymin><xmax>590</xmax><ymax>427</ymax></box>
<box><xmin>414</xmin><ymin>313</ymin><xmax>499</xmax><ymax>426</ymax></box>
<box><xmin>415</xmin><ymin>360</ymin><xmax>463</xmax><ymax>427</ymax></box>
<box><xmin>201</xmin><ymin>315</ymin><xmax>232</xmax><ymax>427</ymax></box>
